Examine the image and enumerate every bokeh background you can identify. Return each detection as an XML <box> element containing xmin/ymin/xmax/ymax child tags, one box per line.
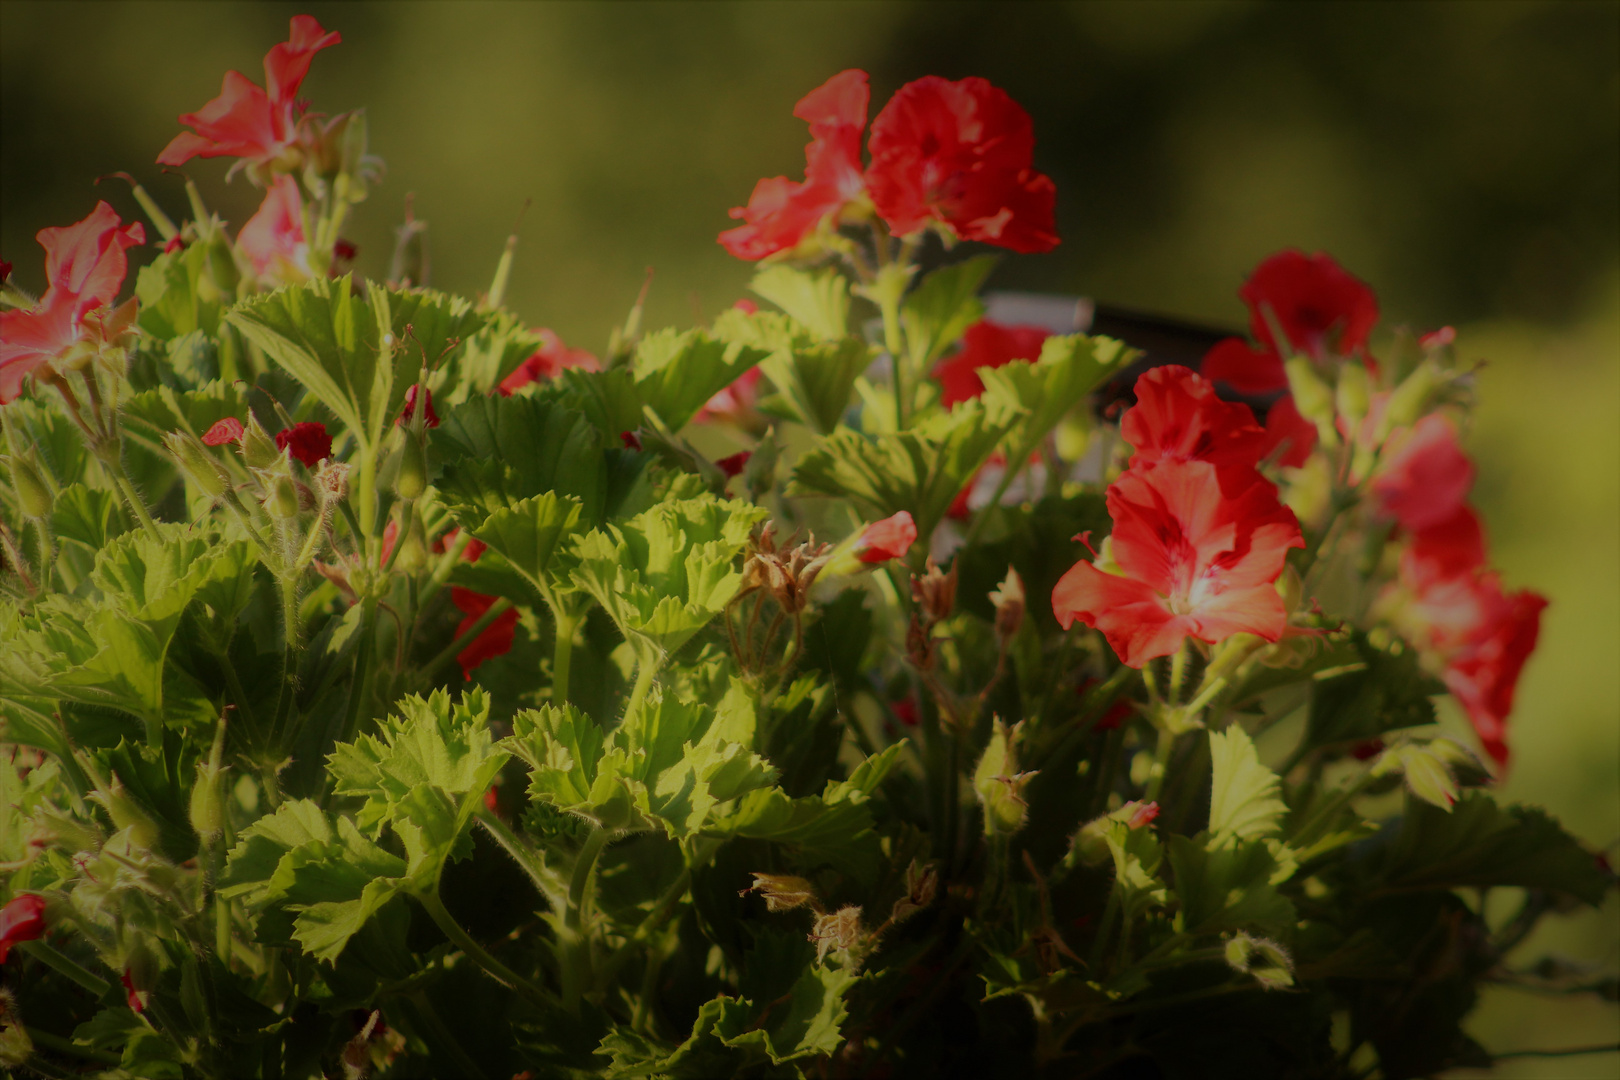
<box><xmin>3</xmin><ymin>1</ymin><xmax>1616</xmax><ymax>1070</ymax></box>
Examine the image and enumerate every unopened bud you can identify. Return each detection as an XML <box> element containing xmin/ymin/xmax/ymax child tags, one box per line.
<box><xmin>7</xmin><ymin>452</ymin><xmax>53</xmax><ymax>519</ymax></box>
<box><xmin>1284</xmin><ymin>357</ymin><xmax>1337</xmax><ymax>450</ymax></box>
<box><xmin>1069</xmin><ymin>799</ymin><xmax>1159</xmax><ymax>867</ymax></box>
<box><xmin>1380</xmin><ymin>359</ymin><xmax>1441</xmax><ymax>439</ymax></box>
<box><xmin>93</xmin><ymin>776</ymin><xmax>163</xmax><ymax>851</ymax></box>
<box><xmin>740</xmin><ymin>873</ymin><xmax>819</xmax><ymax>913</ymax></box>
<box><xmin>163</xmin><ymin>432</ymin><xmax>229</xmax><ymax>499</ymax></box>
<box><xmin>989</xmin><ymin>566</ymin><xmax>1025</xmax><ymax>643</ymax></box>
<box><xmin>188</xmin><ymin>716</ymin><xmax>228</xmax><ymax>841</ymax></box>
<box><xmin>887</xmin><ymin>860</ymin><xmax>939</xmax><ymax>925</ymax></box>
<box><xmin>973</xmin><ymin>719</ymin><xmax>1036</xmax><ymax>837</ymax></box>
<box><xmin>394</xmin><ymin>433</ymin><xmax>427</xmax><ymax>501</ymax></box>
<box><xmin>1335</xmin><ymin>362</ymin><xmax>1371</xmax><ymax>431</ymax></box>
<box><xmin>1224</xmin><ymin>932</ymin><xmax>1294</xmax><ymax>990</ymax></box>
<box><xmin>264</xmin><ymin>474</ymin><xmax>301</xmax><ymax>519</ymax></box>
<box><xmin>240</xmin><ymin>414</ymin><xmax>281</xmax><ymax>470</ymax></box>
<box><xmin>911</xmin><ymin>559</ymin><xmax>957</xmax><ymax>627</ymax></box>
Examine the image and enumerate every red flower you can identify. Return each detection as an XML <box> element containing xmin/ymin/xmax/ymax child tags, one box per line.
<box><xmin>1</xmin><ymin>202</ymin><xmax>145</xmax><ymax>403</ymax></box>
<box><xmin>157</xmin><ymin>15</ymin><xmax>341</xmax><ymax>170</ymax></box>
<box><xmin>1402</xmin><ymin>506</ymin><xmax>1487</xmax><ymax>590</ymax></box>
<box><xmin>1119</xmin><ymin>365</ymin><xmax>1265</xmax><ymax>472</ymax></box>
<box><xmin>1258</xmin><ymin>395</ymin><xmax>1318</xmax><ymax>468</ymax></box>
<box><xmin>497</xmin><ymin>329</ymin><xmax>600</xmax><ymax>396</ymax></box>
<box><xmin>1052</xmin><ymin>461</ymin><xmax>1303</xmax><ymax>667</ymax></box>
<box><xmin>716</xmin><ymin>450</ymin><xmax>751</xmax><ymax>478</ymax></box>
<box><xmin>0</xmin><ymin>894</ymin><xmax>46</xmax><ymax>963</ymax></box>
<box><xmin>121</xmin><ymin>968</ymin><xmax>146</xmax><ymax>1013</ymax></box>
<box><xmin>866</xmin><ymin>76</ymin><xmax>1058</xmax><ymax>254</ymax></box>
<box><xmin>451</xmin><ymin>587</ymin><xmax>519</xmax><ymax>679</ymax></box>
<box><xmin>719</xmin><ymin>70</ymin><xmax>870</xmax><ymax>260</ymax></box>
<box><xmin>934</xmin><ymin>319</ymin><xmax>1049</xmax><ymax>408</ymax></box>
<box><xmin>1202</xmin><ymin>250</ymin><xmax>1379</xmax><ymax>394</ymax></box>
<box><xmin>202</xmin><ymin>417</ymin><xmax>245</xmax><ymax>446</ymax></box>
<box><xmin>1126</xmin><ymin>801</ymin><xmax>1160</xmax><ymax>829</ymax></box>
<box><xmin>238</xmin><ymin>175</ymin><xmax>311</xmax><ymax>280</ymax></box>
<box><xmin>620</xmin><ymin>431</ymin><xmax>643</xmax><ymax>451</ymax></box>
<box><xmin>1370</xmin><ymin>414</ymin><xmax>1475</xmax><ymax>533</ymax></box>
<box><xmin>398</xmin><ymin>384</ymin><xmax>439</xmax><ymax>428</ymax></box>
<box><xmin>696</xmin><ymin>366</ymin><xmax>763</xmax><ymax>426</ymax></box>
<box><xmin>891</xmin><ymin>698</ymin><xmax>920</xmax><ymax>727</ymax></box>
<box><xmin>276</xmin><ymin>421</ymin><xmax>332</xmax><ymax>467</ymax></box>
<box><xmin>0</xmin><ymin>260</ymin><xmax>10</xmax><ymax>281</ymax></box>
<box><xmin>855</xmin><ymin>511</ymin><xmax>917</xmax><ymax>563</ymax></box>
<box><xmin>433</xmin><ymin>526</ymin><xmax>487</xmax><ymax>564</ymax></box>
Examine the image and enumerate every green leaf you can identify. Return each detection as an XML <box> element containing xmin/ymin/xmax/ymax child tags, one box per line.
<box><xmin>135</xmin><ymin>239</ymin><xmax>233</xmax><ymax>340</ymax></box>
<box><xmin>569</xmin><ymin>495</ymin><xmax>768</xmax><ymax>663</ymax></box>
<box><xmin>633</xmin><ymin>327</ymin><xmax>770</xmax><ymax>432</ymax></box>
<box><xmin>51</xmin><ymin>483</ymin><xmax>128</xmax><ymax>552</ymax></box>
<box><xmin>546</xmin><ymin>367</ymin><xmax>647</xmax><ymax>445</ymax></box>
<box><xmin>465</xmin><ymin>492</ymin><xmax>585</xmax><ymax>605</ymax></box>
<box><xmin>750</xmin><ymin>264</ymin><xmax>850</xmax><ymax>342</ymax></box>
<box><xmin>900</xmin><ymin>255</ymin><xmax>998</xmax><ymax>367</ymax></box>
<box><xmin>121</xmin><ymin>380</ymin><xmax>250</xmax><ymax>457</ymax></box>
<box><xmin>712</xmin><ymin>307</ymin><xmax>871</xmax><ymax>435</ymax></box>
<box><xmin>432</xmin><ymin>394</ymin><xmax>606</xmax><ymax>522</ymax></box>
<box><xmin>506</xmin><ymin>703</ymin><xmax>612</xmax><ymax>815</ymax></box>
<box><xmin>716</xmin><ymin>962</ymin><xmax>860</xmax><ymax>1064</ymax></box>
<box><xmin>977</xmin><ymin>334</ymin><xmax>1137</xmax><ymax>473</ymax></box>
<box><xmin>1208</xmin><ymin>726</ymin><xmax>1289</xmax><ymax>844</ymax></box>
<box><xmin>326</xmin><ymin>686</ymin><xmax>507</xmax><ymax>837</ymax></box>
<box><xmin>1307</xmin><ymin>631</ymin><xmax>1443</xmax><ymax>750</ymax></box>
<box><xmin>1168</xmin><ymin>835</ymin><xmax>1296</xmax><ymax>936</ymax></box>
<box><xmin>1368</xmin><ymin>792</ymin><xmax>1608</xmax><ymax>904</ymax></box>
<box><xmin>789</xmin><ymin>397</ymin><xmax>1023</xmax><ymax>540</ymax></box>
<box><xmin>446</xmin><ymin>311</ymin><xmax>545</xmax><ymax>401</ymax></box>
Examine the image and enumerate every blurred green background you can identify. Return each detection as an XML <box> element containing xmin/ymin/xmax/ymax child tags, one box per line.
<box><xmin>3</xmin><ymin>1</ymin><xmax>1616</xmax><ymax>1070</ymax></box>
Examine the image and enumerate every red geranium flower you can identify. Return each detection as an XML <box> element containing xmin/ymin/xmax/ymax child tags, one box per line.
<box><xmin>158</xmin><ymin>15</ymin><xmax>341</xmax><ymax>171</ymax></box>
<box><xmin>1119</xmin><ymin>365</ymin><xmax>1266</xmax><ymax>472</ymax></box>
<box><xmin>1258</xmin><ymin>395</ymin><xmax>1318</xmax><ymax>468</ymax></box>
<box><xmin>1052</xmin><ymin>461</ymin><xmax>1303</xmax><ymax>667</ymax></box>
<box><xmin>1</xmin><ymin>202</ymin><xmax>145</xmax><ymax>403</ymax></box>
<box><xmin>0</xmin><ymin>894</ymin><xmax>46</xmax><ymax>963</ymax></box>
<box><xmin>398</xmin><ymin>384</ymin><xmax>439</xmax><ymax>428</ymax></box>
<box><xmin>451</xmin><ymin>587</ymin><xmax>519</xmax><ymax>679</ymax></box>
<box><xmin>719</xmin><ymin>70</ymin><xmax>870</xmax><ymax>260</ymax></box>
<box><xmin>1370</xmin><ymin>414</ymin><xmax>1475</xmax><ymax>533</ymax></box>
<box><xmin>1402</xmin><ymin>506</ymin><xmax>1487</xmax><ymax>590</ymax></box>
<box><xmin>1202</xmin><ymin>250</ymin><xmax>1379</xmax><ymax>394</ymax></box>
<box><xmin>1441</xmin><ymin>584</ymin><xmax>1546</xmax><ymax>768</ymax></box>
<box><xmin>716</xmin><ymin>450</ymin><xmax>751</xmax><ymax>478</ymax></box>
<box><xmin>238</xmin><ymin>175</ymin><xmax>312</xmax><ymax>281</ymax></box>
<box><xmin>121</xmin><ymin>968</ymin><xmax>147</xmax><ymax>1013</ymax></box>
<box><xmin>866</xmin><ymin>76</ymin><xmax>1058</xmax><ymax>254</ymax></box>
<box><xmin>855</xmin><ymin>511</ymin><xmax>917</xmax><ymax>563</ymax></box>
<box><xmin>696</xmin><ymin>366</ymin><xmax>763</xmax><ymax>426</ymax></box>
<box><xmin>497</xmin><ymin>329</ymin><xmax>600</xmax><ymax>396</ymax></box>
<box><xmin>202</xmin><ymin>417</ymin><xmax>245</xmax><ymax>446</ymax></box>
<box><xmin>934</xmin><ymin>319</ymin><xmax>1049</xmax><ymax>408</ymax></box>
<box><xmin>891</xmin><ymin>698</ymin><xmax>920</xmax><ymax>727</ymax></box>
<box><xmin>276</xmin><ymin>421</ymin><xmax>332</xmax><ymax>467</ymax></box>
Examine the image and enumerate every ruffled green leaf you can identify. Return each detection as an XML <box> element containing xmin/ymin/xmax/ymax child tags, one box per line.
<box><xmin>633</xmin><ymin>327</ymin><xmax>770</xmax><ymax>432</ymax></box>
<box><xmin>977</xmin><ymin>333</ymin><xmax>1136</xmax><ymax>473</ymax></box>
<box><xmin>750</xmin><ymin>263</ymin><xmax>850</xmax><ymax>343</ymax></box>
<box><xmin>1208</xmin><ymin>726</ymin><xmax>1289</xmax><ymax>845</ymax></box>
<box><xmin>900</xmin><ymin>255</ymin><xmax>997</xmax><ymax>367</ymax></box>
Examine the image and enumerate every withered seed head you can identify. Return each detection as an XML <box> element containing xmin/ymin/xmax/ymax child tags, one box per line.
<box><xmin>740</xmin><ymin>872</ymin><xmax>821</xmax><ymax>914</ymax></box>
<box><xmin>989</xmin><ymin>566</ymin><xmax>1025</xmax><ymax>643</ymax></box>
<box><xmin>911</xmin><ymin>558</ymin><xmax>958</xmax><ymax>628</ymax></box>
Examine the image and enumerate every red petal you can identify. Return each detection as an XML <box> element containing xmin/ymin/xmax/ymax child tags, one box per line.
<box><xmin>202</xmin><ymin>417</ymin><xmax>245</xmax><ymax>445</ymax></box>
<box><xmin>855</xmin><ymin>511</ymin><xmax>917</xmax><ymax>563</ymax></box>
<box><xmin>1120</xmin><ymin>365</ymin><xmax>1265</xmax><ymax>470</ymax></box>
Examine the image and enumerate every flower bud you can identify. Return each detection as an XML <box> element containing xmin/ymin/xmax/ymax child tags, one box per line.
<box><xmin>7</xmin><ymin>452</ymin><xmax>53</xmax><ymax>520</ymax></box>
<box><xmin>973</xmin><ymin>719</ymin><xmax>1036</xmax><ymax>837</ymax></box>
<box><xmin>264</xmin><ymin>474</ymin><xmax>301</xmax><ymax>519</ymax></box>
<box><xmin>0</xmin><ymin>895</ymin><xmax>47</xmax><ymax>963</ymax></box>
<box><xmin>315</xmin><ymin>460</ymin><xmax>350</xmax><ymax>505</ymax></box>
<box><xmin>394</xmin><ymin>433</ymin><xmax>428</xmax><ymax>502</ymax></box>
<box><xmin>163</xmin><ymin>432</ymin><xmax>229</xmax><ymax>499</ymax></box>
<box><xmin>188</xmin><ymin>717</ymin><xmax>228</xmax><ymax>842</ymax></box>
<box><xmin>240</xmin><ymin>414</ymin><xmax>281</xmax><ymax>470</ymax></box>
<box><xmin>1283</xmin><ymin>357</ymin><xmax>1337</xmax><ymax>449</ymax></box>
<box><xmin>1335</xmin><ymin>362</ymin><xmax>1371</xmax><ymax>431</ymax></box>
<box><xmin>92</xmin><ymin>776</ymin><xmax>163</xmax><ymax>851</ymax></box>
<box><xmin>1224</xmin><ymin>931</ymin><xmax>1294</xmax><ymax>990</ymax></box>
<box><xmin>1069</xmin><ymin>800</ymin><xmax>1159</xmax><ymax>867</ymax></box>
<box><xmin>989</xmin><ymin>566</ymin><xmax>1025</xmax><ymax>644</ymax></box>
<box><xmin>887</xmin><ymin>860</ymin><xmax>939</xmax><ymax>926</ymax></box>
<box><xmin>1380</xmin><ymin>359</ymin><xmax>1440</xmax><ymax>440</ymax></box>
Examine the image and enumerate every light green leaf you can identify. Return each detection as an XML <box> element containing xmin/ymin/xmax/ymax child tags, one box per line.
<box><xmin>121</xmin><ymin>380</ymin><xmax>250</xmax><ymax>457</ymax></box>
<box><xmin>505</xmin><ymin>703</ymin><xmax>611</xmax><ymax>813</ymax></box>
<box><xmin>51</xmin><ymin>483</ymin><xmax>127</xmax><ymax>553</ymax></box>
<box><xmin>547</xmin><ymin>367</ymin><xmax>646</xmax><ymax>445</ymax></box>
<box><xmin>900</xmin><ymin>255</ymin><xmax>998</xmax><ymax>367</ymax></box>
<box><xmin>750</xmin><ymin>264</ymin><xmax>850</xmax><ymax>343</ymax></box>
<box><xmin>977</xmin><ymin>334</ymin><xmax>1137</xmax><ymax>472</ymax></box>
<box><xmin>1208</xmin><ymin>726</ymin><xmax>1289</xmax><ymax>844</ymax></box>
<box><xmin>432</xmin><ymin>394</ymin><xmax>606</xmax><ymax>523</ymax></box>
<box><xmin>788</xmin><ymin>397</ymin><xmax>1023</xmax><ymax>540</ymax></box>
<box><xmin>465</xmin><ymin>491</ymin><xmax>585</xmax><ymax>605</ymax></box>
<box><xmin>712</xmin><ymin>307</ymin><xmax>871</xmax><ymax>435</ymax></box>
<box><xmin>633</xmin><ymin>327</ymin><xmax>771</xmax><ymax>432</ymax></box>
<box><xmin>716</xmin><ymin>963</ymin><xmax>860</xmax><ymax>1064</ymax></box>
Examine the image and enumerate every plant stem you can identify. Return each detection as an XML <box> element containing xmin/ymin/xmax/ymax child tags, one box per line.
<box><xmin>1143</xmin><ymin>726</ymin><xmax>1177</xmax><ymax>802</ymax></box>
<box><xmin>560</xmin><ymin>827</ymin><xmax>612</xmax><ymax>1011</ymax></box>
<box><xmin>1169</xmin><ymin>645</ymin><xmax>1189</xmax><ymax>703</ymax></box>
<box><xmin>357</xmin><ymin>438</ymin><xmax>378</xmax><ymax>555</ymax></box>
<box><xmin>417</xmin><ymin>888</ymin><xmax>557</xmax><ymax>1010</ymax></box>
<box><xmin>881</xmin><ymin>291</ymin><xmax>908</xmax><ymax>431</ymax></box>
<box><xmin>624</xmin><ymin>656</ymin><xmax>659</xmax><ymax>721</ymax></box>
<box><xmin>551</xmin><ymin>607</ymin><xmax>578</xmax><ymax>706</ymax></box>
<box><xmin>105</xmin><ymin>455</ymin><xmax>161</xmax><ymax>540</ymax></box>
<box><xmin>15</xmin><ymin>939</ymin><xmax>112</xmax><ymax>997</ymax></box>
<box><xmin>476</xmin><ymin>809</ymin><xmax>564</xmax><ymax>906</ymax></box>
<box><xmin>20</xmin><ymin>1025</ymin><xmax>121</xmax><ymax>1065</ymax></box>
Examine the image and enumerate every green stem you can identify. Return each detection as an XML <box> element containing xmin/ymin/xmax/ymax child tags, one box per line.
<box><xmin>566</xmin><ymin>828</ymin><xmax>612</xmax><ymax>935</ymax></box>
<box><xmin>15</xmin><ymin>939</ymin><xmax>112</xmax><ymax>997</ymax></box>
<box><xmin>476</xmin><ymin>809</ymin><xmax>564</xmax><ymax>906</ymax></box>
<box><xmin>1169</xmin><ymin>646</ymin><xmax>1189</xmax><ymax>704</ymax></box>
<box><xmin>33</xmin><ymin>518</ymin><xmax>53</xmax><ymax>590</ymax></box>
<box><xmin>551</xmin><ymin>607</ymin><xmax>578</xmax><ymax>706</ymax></box>
<box><xmin>357</xmin><ymin>439</ymin><xmax>378</xmax><ymax>557</ymax></box>
<box><xmin>624</xmin><ymin>655</ymin><xmax>659</xmax><ymax>721</ymax></box>
<box><xmin>1143</xmin><ymin>726</ymin><xmax>1177</xmax><ymax>802</ymax></box>
<box><xmin>880</xmin><ymin>291</ymin><xmax>908</xmax><ymax>431</ymax></box>
<box><xmin>106</xmin><ymin>455</ymin><xmax>161</xmax><ymax>540</ymax></box>
<box><xmin>560</xmin><ymin>827</ymin><xmax>612</xmax><ymax>1011</ymax></box>
<box><xmin>418</xmin><ymin>888</ymin><xmax>558</xmax><ymax>1010</ymax></box>
<box><xmin>20</xmin><ymin>1025</ymin><xmax>121</xmax><ymax>1065</ymax></box>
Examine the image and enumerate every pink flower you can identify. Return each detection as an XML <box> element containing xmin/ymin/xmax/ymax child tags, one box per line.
<box><xmin>202</xmin><ymin>417</ymin><xmax>245</xmax><ymax>445</ymax></box>
<box><xmin>0</xmin><ymin>894</ymin><xmax>46</xmax><ymax>963</ymax></box>
<box><xmin>1</xmin><ymin>201</ymin><xmax>145</xmax><ymax>403</ymax></box>
<box><xmin>237</xmin><ymin>175</ymin><xmax>311</xmax><ymax>280</ymax></box>
<box><xmin>157</xmin><ymin>15</ymin><xmax>341</xmax><ymax>171</ymax></box>
<box><xmin>719</xmin><ymin>70</ymin><xmax>870</xmax><ymax>260</ymax></box>
<box><xmin>1370</xmin><ymin>414</ymin><xmax>1475</xmax><ymax>533</ymax></box>
<box><xmin>497</xmin><ymin>328</ymin><xmax>600</xmax><ymax>396</ymax></box>
<box><xmin>1052</xmin><ymin>461</ymin><xmax>1303</xmax><ymax>667</ymax></box>
<box><xmin>450</xmin><ymin>587</ymin><xmax>519</xmax><ymax>679</ymax></box>
<box><xmin>1119</xmin><ymin>365</ymin><xmax>1266</xmax><ymax>473</ymax></box>
<box><xmin>854</xmin><ymin>511</ymin><xmax>917</xmax><ymax>564</ymax></box>
<box><xmin>275</xmin><ymin>421</ymin><xmax>332</xmax><ymax>467</ymax></box>
<box><xmin>1202</xmin><ymin>250</ymin><xmax>1379</xmax><ymax>394</ymax></box>
<box><xmin>1126</xmin><ymin>801</ymin><xmax>1160</xmax><ymax>829</ymax></box>
<box><xmin>933</xmin><ymin>319</ymin><xmax>1049</xmax><ymax>408</ymax></box>
<box><xmin>866</xmin><ymin>76</ymin><xmax>1058</xmax><ymax>254</ymax></box>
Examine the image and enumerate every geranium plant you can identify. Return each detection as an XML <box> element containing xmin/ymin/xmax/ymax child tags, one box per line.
<box><xmin>1</xmin><ymin>17</ymin><xmax>1613</xmax><ymax>1080</ymax></box>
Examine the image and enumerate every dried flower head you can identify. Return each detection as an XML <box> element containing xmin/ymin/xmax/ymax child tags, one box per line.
<box><xmin>989</xmin><ymin>565</ymin><xmax>1025</xmax><ymax>643</ymax></box>
<box><xmin>809</xmin><ymin>905</ymin><xmax>865</xmax><ymax>964</ymax></box>
<box><xmin>740</xmin><ymin>872</ymin><xmax>822</xmax><ymax>914</ymax></box>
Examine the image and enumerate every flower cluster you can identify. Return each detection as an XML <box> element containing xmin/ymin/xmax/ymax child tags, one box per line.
<box><xmin>720</xmin><ymin>71</ymin><xmax>1058</xmax><ymax>260</ymax></box>
<box><xmin>1052</xmin><ymin>365</ymin><xmax>1303</xmax><ymax>667</ymax></box>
